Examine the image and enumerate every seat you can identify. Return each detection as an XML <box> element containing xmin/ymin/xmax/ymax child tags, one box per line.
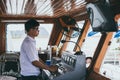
<box><xmin>1</xmin><ymin>53</ymin><xmax>20</xmax><ymax>78</ymax></box>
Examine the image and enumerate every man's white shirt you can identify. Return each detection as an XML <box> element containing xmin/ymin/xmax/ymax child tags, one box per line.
<box><xmin>20</xmin><ymin>36</ymin><xmax>40</xmax><ymax>76</ymax></box>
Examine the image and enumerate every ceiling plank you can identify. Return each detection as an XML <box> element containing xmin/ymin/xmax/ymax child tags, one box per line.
<box><xmin>20</xmin><ymin>0</ymin><xmax>26</xmax><ymax>14</ymax></box>
<box><xmin>40</xmin><ymin>0</ymin><xmax>62</xmax><ymax>16</ymax></box>
<box><xmin>0</xmin><ymin>14</ymin><xmax>56</xmax><ymax>23</ymax></box>
<box><xmin>0</xmin><ymin>0</ymin><xmax>7</xmax><ymax>14</ymax></box>
<box><xmin>51</xmin><ymin>0</ymin><xmax>66</xmax><ymax>17</ymax></box>
<box><xmin>24</xmin><ymin>0</ymin><xmax>35</xmax><ymax>14</ymax></box>
<box><xmin>9</xmin><ymin>0</ymin><xmax>13</xmax><ymax>14</ymax></box>
<box><xmin>30</xmin><ymin>0</ymin><xmax>39</xmax><ymax>14</ymax></box>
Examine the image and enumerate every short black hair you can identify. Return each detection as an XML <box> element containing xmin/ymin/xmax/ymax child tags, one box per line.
<box><xmin>25</xmin><ymin>19</ymin><xmax>39</xmax><ymax>32</ymax></box>
<box><xmin>86</xmin><ymin>57</ymin><xmax>92</xmax><ymax>60</ymax></box>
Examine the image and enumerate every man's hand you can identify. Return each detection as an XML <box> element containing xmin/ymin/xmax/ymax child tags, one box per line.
<box><xmin>49</xmin><ymin>65</ymin><xmax>58</xmax><ymax>72</ymax></box>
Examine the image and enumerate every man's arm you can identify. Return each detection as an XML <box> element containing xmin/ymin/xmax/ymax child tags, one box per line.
<box><xmin>32</xmin><ymin>60</ymin><xmax>58</xmax><ymax>72</ymax></box>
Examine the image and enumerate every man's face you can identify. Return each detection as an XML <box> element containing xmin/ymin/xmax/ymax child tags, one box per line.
<box><xmin>30</xmin><ymin>26</ymin><xmax>39</xmax><ymax>37</ymax></box>
<box><xmin>86</xmin><ymin>58</ymin><xmax>92</xmax><ymax>68</ymax></box>
<box><xmin>86</xmin><ymin>58</ymin><xmax>92</xmax><ymax>64</ymax></box>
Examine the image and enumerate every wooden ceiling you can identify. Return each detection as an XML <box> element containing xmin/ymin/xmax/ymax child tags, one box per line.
<box><xmin>0</xmin><ymin>0</ymin><xmax>87</xmax><ymax>19</ymax></box>
<box><xmin>0</xmin><ymin>0</ymin><xmax>120</xmax><ymax>22</ymax></box>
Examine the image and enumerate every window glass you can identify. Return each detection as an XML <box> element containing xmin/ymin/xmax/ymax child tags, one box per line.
<box><xmin>81</xmin><ymin>25</ymin><xmax>101</xmax><ymax>57</ymax></box>
<box><xmin>66</xmin><ymin>20</ymin><xmax>85</xmax><ymax>51</ymax></box>
<box><xmin>6</xmin><ymin>24</ymin><xmax>25</xmax><ymax>52</ymax></box>
<box><xmin>58</xmin><ymin>33</ymin><xmax>66</xmax><ymax>48</ymax></box>
<box><xmin>36</xmin><ymin>24</ymin><xmax>53</xmax><ymax>50</ymax></box>
<box><xmin>99</xmin><ymin>19</ymin><xmax>120</xmax><ymax>80</ymax></box>
<box><xmin>6</xmin><ymin>23</ymin><xmax>53</xmax><ymax>52</ymax></box>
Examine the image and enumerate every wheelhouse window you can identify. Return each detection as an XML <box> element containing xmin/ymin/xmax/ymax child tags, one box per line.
<box><xmin>66</xmin><ymin>20</ymin><xmax>85</xmax><ymax>51</ymax></box>
<box><xmin>81</xmin><ymin>25</ymin><xmax>102</xmax><ymax>57</ymax></box>
<box><xmin>99</xmin><ymin>19</ymin><xmax>120</xmax><ymax>80</ymax></box>
<box><xmin>6</xmin><ymin>23</ymin><xmax>53</xmax><ymax>52</ymax></box>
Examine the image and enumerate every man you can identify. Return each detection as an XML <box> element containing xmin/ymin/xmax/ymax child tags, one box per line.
<box><xmin>86</xmin><ymin>57</ymin><xmax>92</xmax><ymax>68</ymax></box>
<box><xmin>20</xmin><ymin>19</ymin><xmax>58</xmax><ymax>80</ymax></box>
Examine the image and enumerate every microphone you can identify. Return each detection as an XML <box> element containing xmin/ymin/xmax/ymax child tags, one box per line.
<box><xmin>61</xmin><ymin>40</ymin><xmax>83</xmax><ymax>55</ymax></box>
<box><xmin>61</xmin><ymin>40</ymin><xmax>66</xmax><ymax>43</ymax></box>
<box><xmin>72</xmin><ymin>27</ymin><xmax>79</xmax><ymax>31</ymax></box>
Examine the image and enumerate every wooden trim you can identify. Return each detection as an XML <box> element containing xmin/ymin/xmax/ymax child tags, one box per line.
<box><xmin>55</xmin><ymin>30</ymin><xmax>63</xmax><ymax>46</ymax></box>
<box><xmin>94</xmin><ymin>32</ymin><xmax>113</xmax><ymax>72</ymax></box>
<box><xmin>0</xmin><ymin>15</ymin><xmax>55</xmax><ymax>23</ymax></box>
<box><xmin>0</xmin><ymin>22</ymin><xmax>6</xmax><ymax>53</ymax></box>
<box><xmin>86</xmin><ymin>33</ymin><xmax>107</xmax><ymax>79</ymax></box>
<box><xmin>58</xmin><ymin>30</ymin><xmax>73</xmax><ymax>57</ymax></box>
<box><xmin>60</xmin><ymin>30</ymin><xmax>73</xmax><ymax>51</ymax></box>
<box><xmin>87</xmin><ymin>71</ymin><xmax>110</xmax><ymax>80</ymax></box>
<box><xmin>48</xmin><ymin>20</ymin><xmax>62</xmax><ymax>45</ymax></box>
<box><xmin>76</xmin><ymin>20</ymin><xmax>90</xmax><ymax>51</ymax></box>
